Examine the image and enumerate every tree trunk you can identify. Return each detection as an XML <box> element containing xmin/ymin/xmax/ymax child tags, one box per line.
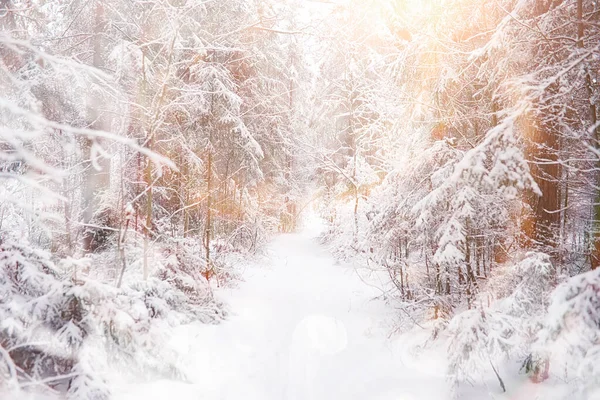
<box><xmin>577</xmin><ymin>0</ymin><xmax>600</xmax><ymax>269</ymax></box>
<box><xmin>204</xmin><ymin>147</ymin><xmax>213</xmax><ymax>280</ymax></box>
<box><xmin>351</xmin><ymin>118</ymin><xmax>359</xmax><ymax>243</ymax></box>
<box><xmin>143</xmin><ymin>135</ymin><xmax>153</xmax><ymax>281</ymax></box>
<box><xmin>182</xmin><ymin>156</ymin><xmax>189</xmax><ymax>238</ymax></box>
<box><xmin>522</xmin><ymin>111</ymin><xmax>561</xmax><ymax>253</ymax></box>
<box><xmin>519</xmin><ymin>0</ymin><xmax>564</xmax><ymax>258</ymax></box>
<box><xmin>81</xmin><ymin>2</ymin><xmax>109</xmax><ymax>253</ymax></box>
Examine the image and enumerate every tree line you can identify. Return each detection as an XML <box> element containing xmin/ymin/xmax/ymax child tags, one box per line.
<box><xmin>314</xmin><ymin>0</ymin><xmax>600</xmax><ymax>395</ymax></box>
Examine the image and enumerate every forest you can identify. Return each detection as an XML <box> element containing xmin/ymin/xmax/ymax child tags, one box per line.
<box><xmin>1</xmin><ymin>0</ymin><xmax>600</xmax><ymax>399</ymax></box>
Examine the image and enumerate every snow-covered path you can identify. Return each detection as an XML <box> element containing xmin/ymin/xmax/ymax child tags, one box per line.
<box><xmin>114</xmin><ymin>218</ymin><xmax>449</xmax><ymax>400</ymax></box>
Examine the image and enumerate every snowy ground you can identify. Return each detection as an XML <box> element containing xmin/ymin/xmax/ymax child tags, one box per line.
<box><xmin>112</xmin><ymin>216</ymin><xmax>450</xmax><ymax>400</ymax></box>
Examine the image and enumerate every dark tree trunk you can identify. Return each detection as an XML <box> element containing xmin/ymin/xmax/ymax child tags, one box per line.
<box><xmin>576</xmin><ymin>0</ymin><xmax>600</xmax><ymax>269</ymax></box>
<box><xmin>522</xmin><ymin>109</ymin><xmax>561</xmax><ymax>255</ymax></box>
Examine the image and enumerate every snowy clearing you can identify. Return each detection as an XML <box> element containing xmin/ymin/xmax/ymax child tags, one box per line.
<box><xmin>111</xmin><ymin>217</ymin><xmax>448</xmax><ymax>400</ymax></box>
